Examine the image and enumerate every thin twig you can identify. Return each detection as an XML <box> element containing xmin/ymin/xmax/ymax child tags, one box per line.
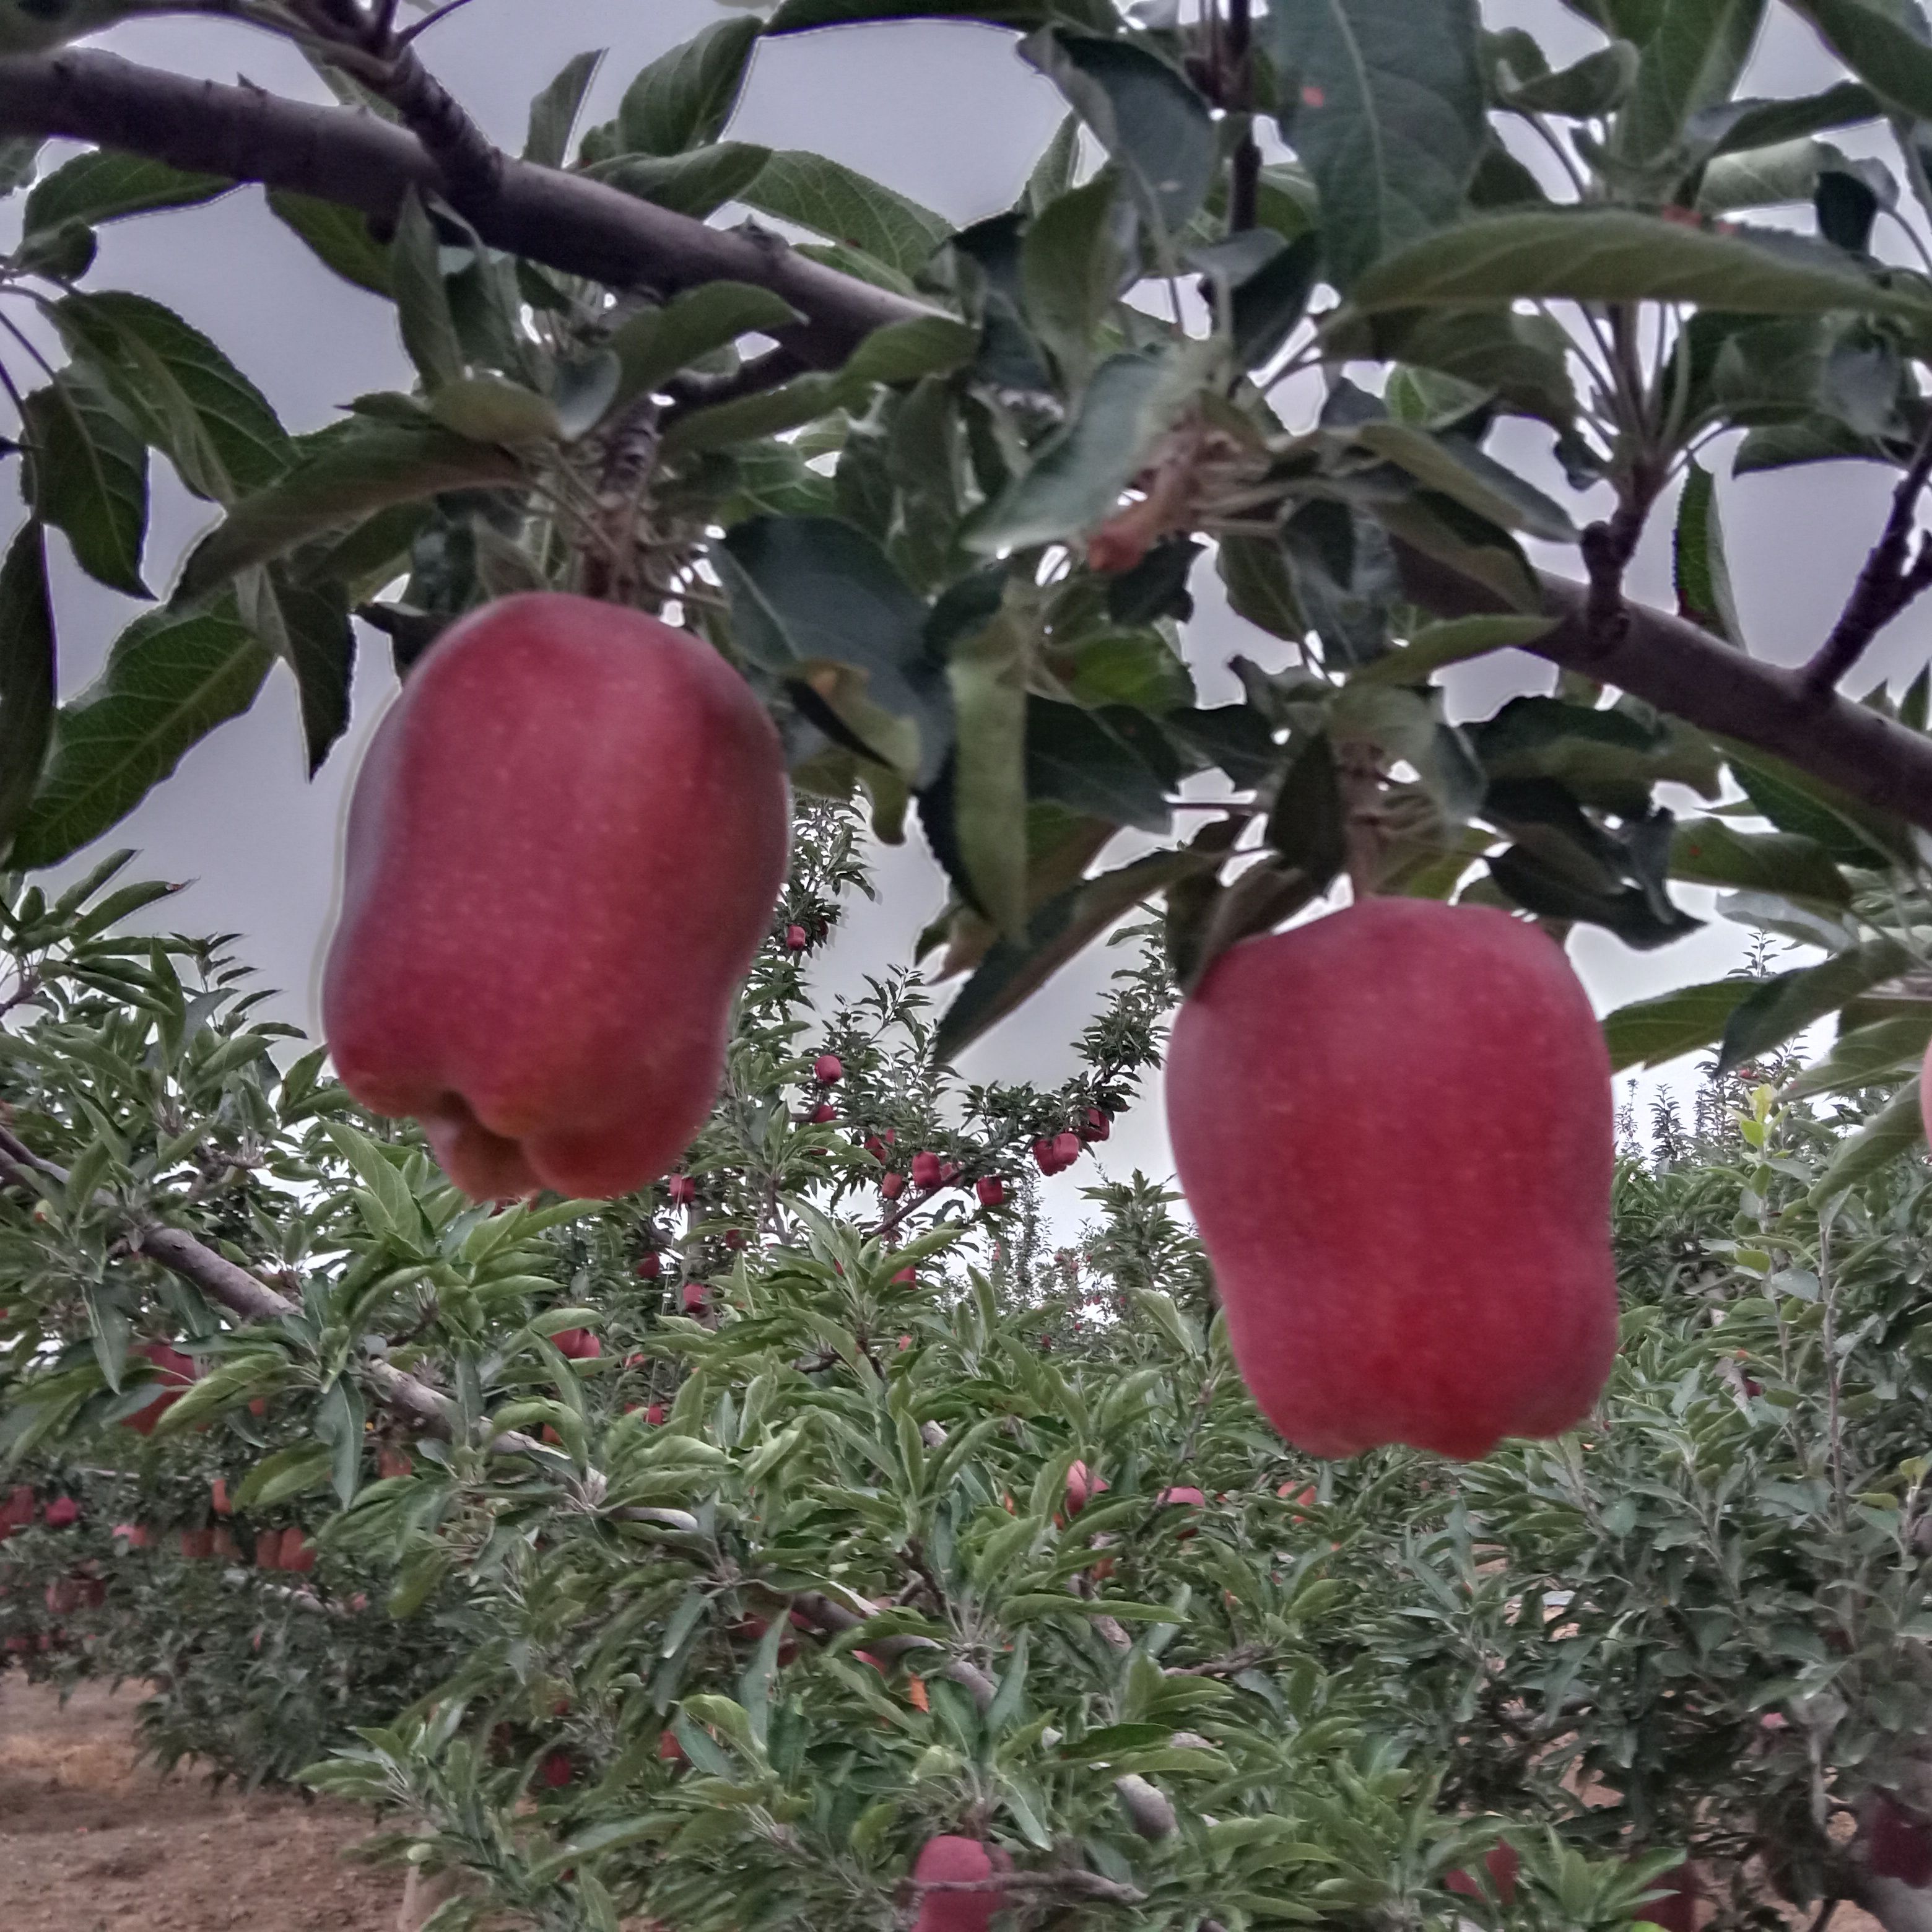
<box><xmin>1802</xmin><ymin>422</ymin><xmax>1932</xmax><ymax>697</ymax></box>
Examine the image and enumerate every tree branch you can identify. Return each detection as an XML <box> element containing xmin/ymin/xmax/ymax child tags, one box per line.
<box><xmin>0</xmin><ymin>49</ymin><xmax>928</xmax><ymax>369</ymax></box>
<box><xmin>1803</xmin><ymin>425</ymin><xmax>1932</xmax><ymax>698</ymax></box>
<box><xmin>1395</xmin><ymin>543</ymin><xmax>1932</xmax><ymax>838</ymax></box>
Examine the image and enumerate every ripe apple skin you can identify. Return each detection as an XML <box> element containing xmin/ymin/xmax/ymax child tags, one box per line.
<box><xmin>323</xmin><ymin>593</ymin><xmax>788</xmax><ymax>1201</ymax></box>
<box><xmin>1166</xmin><ymin>900</ymin><xmax>1617</xmax><ymax>1461</ymax></box>
<box><xmin>911</xmin><ymin>1835</ymin><xmax>1006</xmax><ymax>1932</ymax></box>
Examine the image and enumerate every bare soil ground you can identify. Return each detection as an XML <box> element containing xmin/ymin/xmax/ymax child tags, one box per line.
<box><xmin>0</xmin><ymin>1674</ymin><xmax>404</xmax><ymax>1932</ymax></box>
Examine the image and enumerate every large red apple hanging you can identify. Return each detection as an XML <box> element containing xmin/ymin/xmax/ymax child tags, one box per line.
<box><xmin>1167</xmin><ymin>899</ymin><xmax>1618</xmax><ymax>1460</ymax></box>
<box><xmin>323</xmin><ymin>593</ymin><xmax>788</xmax><ymax>1199</ymax></box>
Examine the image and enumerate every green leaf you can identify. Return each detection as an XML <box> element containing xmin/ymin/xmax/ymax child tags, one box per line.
<box><xmin>19</xmin><ymin>370</ymin><xmax>149</xmax><ymax>598</ymax></box>
<box><xmin>0</xmin><ymin>524</ymin><xmax>56</xmax><ymax>861</ymax></box>
<box><xmin>1718</xmin><ymin>938</ymin><xmax>1913</xmax><ymax>1072</ymax></box>
<box><xmin>11</xmin><ymin>600</ymin><xmax>272</xmax><ymax>869</ymax></box>
<box><xmin>1673</xmin><ymin>457</ymin><xmax>1742</xmax><ymax>643</ymax></box>
<box><xmin>1334</xmin><ymin>305</ymin><xmax>1577</xmax><ymax>425</ymax></box>
<box><xmin>1809</xmin><ymin>1078</ymin><xmax>1926</xmax><ymax>1203</ymax></box>
<box><xmin>1344</xmin><ymin>208</ymin><xmax>1932</xmax><ymax>318</ymax></box>
<box><xmin>768</xmin><ymin>0</ymin><xmax>1115</xmax><ymax>25</ymax></box>
<box><xmin>1274</xmin><ymin>0</ymin><xmax>1487</xmax><ymax>287</ymax></box>
<box><xmin>1352</xmin><ymin>612</ymin><xmax>1554</xmax><ymax>684</ymax></box>
<box><xmin>617</xmin><ymin>17</ymin><xmax>761</xmax><ymax>157</ymax></box>
<box><xmin>934</xmin><ymin>848</ymin><xmax>1209</xmax><ymax>1062</ymax></box>
<box><xmin>592</xmin><ymin>144</ymin><xmax>775</xmax><ymax>220</ymax></box>
<box><xmin>524</xmin><ymin>48</ymin><xmax>605</xmax><ymax>167</ymax></box>
<box><xmin>1790</xmin><ymin>0</ymin><xmax>1932</xmax><ymax>124</ymax></box>
<box><xmin>1025</xmin><ymin>698</ymin><xmax>1173</xmax><ymax>832</ymax></box>
<box><xmin>1019</xmin><ymin>30</ymin><xmax>1216</xmax><ymax>245</ymax></box>
<box><xmin>1217</xmin><ymin>534</ymin><xmax>1305</xmax><ymax>641</ymax></box>
<box><xmin>177</xmin><ymin>424</ymin><xmax>523</xmax><ymax>599</ymax></box>
<box><xmin>266</xmin><ymin>191</ymin><xmax>393</xmax><ymax>297</ymax></box>
<box><xmin>947</xmin><ymin>596</ymin><xmax>1031</xmax><ymax>938</ymax></box>
<box><xmin>1783</xmin><ymin>1011</ymin><xmax>1932</xmax><ymax>1099</ymax></box>
<box><xmin>741</xmin><ymin>151</ymin><xmax>952</xmax><ymax>282</ymax></box>
<box><xmin>1619</xmin><ymin>0</ymin><xmax>1765</xmax><ymax>165</ymax></box>
<box><xmin>316</xmin><ymin>1374</ymin><xmax>366</xmax><ymax>1509</ymax></box>
<box><xmin>1668</xmin><ymin>817</ymin><xmax>1850</xmax><ymax>907</ymax></box>
<box><xmin>1726</xmin><ymin>746</ymin><xmax>1911</xmax><ymax>864</ymax></box>
<box><xmin>52</xmin><ymin>291</ymin><xmax>292</xmax><ymax>506</ymax></box>
<box><xmin>390</xmin><ymin>189</ymin><xmax>466</xmax><ymax>393</ymax></box>
<box><xmin>233</xmin><ymin>566</ymin><xmax>355</xmax><ymax>775</ymax></box>
<box><xmin>1027</xmin><ymin>173</ymin><xmax>1128</xmax><ymax>388</ymax></box>
<box><xmin>608</xmin><ymin>282</ymin><xmax>804</xmax><ymax>409</ymax></box>
<box><xmin>1349</xmin><ymin>421</ymin><xmax>1577</xmax><ymax>541</ymax></box>
<box><xmin>1698</xmin><ymin>136</ymin><xmax>1842</xmax><ymax>214</ymax></box>
<box><xmin>427</xmin><ymin>376</ymin><xmax>561</xmax><ymax>446</ymax></box>
<box><xmin>23</xmin><ymin>150</ymin><xmax>228</xmax><ymax>238</ymax></box>
<box><xmin>1499</xmin><ymin>39</ymin><xmax>1640</xmax><ymax>116</ymax></box>
<box><xmin>1603</xmin><ymin>978</ymin><xmax>1757</xmax><ymax>1071</ymax></box>
<box><xmin>716</xmin><ymin>515</ymin><xmax>952</xmax><ymax>786</ymax></box>
<box><xmin>969</xmin><ymin>350</ymin><xmax>1192</xmax><ymax>552</ymax></box>
<box><xmin>1705</xmin><ymin>81</ymin><xmax>1882</xmax><ymax>155</ymax></box>
<box><xmin>235</xmin><ymin>1443</ymin><xmax>333</xmax><ymax>1510</ymax></box>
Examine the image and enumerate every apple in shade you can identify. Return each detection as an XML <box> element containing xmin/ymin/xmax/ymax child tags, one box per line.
<box><xmin>682</xmin><ymin>1283</ymin><xmax>709</xmax><ymax>1315</ymax></box>
<box><xmin>881</xmin><ymin>1172</ymin><xmax>906</xmax><ymax>1199</ymax></box>
<box><xmin>322</xmin><ymin>594</ymin><xmax>788</xmax><ymax>1201</ymax></box>
<box><xmin>1444</xmin><ymin>1841</ymin><xmax>1519</xmax><ymax>1904</ymax></box>
<box><xmin>552</xmin><ymin>1328</ymin><xmax>600</xmax><ymax>1360</ymax></box>
<box><xmin>634</xmin><ymin>1254</ymin><xmax>661</xmax><ymax>1281</ymax></box>
<box><xmin>668</xmin><ymin>1175</ymin><xmax>697</xmax><ymax>1206</ymax></box>
<box><xmin>1166</xmin><ymin>900</ymin><xmax>1617</xmax><ymax>1461</ymax></box>
<box><xmin>122</xmin><ymin>1341</ymin><xmax>196</xmax><ymax>1435</ymax></box>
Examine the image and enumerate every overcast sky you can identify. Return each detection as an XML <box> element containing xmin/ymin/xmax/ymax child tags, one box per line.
<box><xmin>15</xmin><ymin>1</ymin><xmax>1931</xmax><ymax>1204</ymax></box>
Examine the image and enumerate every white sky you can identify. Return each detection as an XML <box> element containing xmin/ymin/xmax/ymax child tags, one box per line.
<box><xmin>13</xmin><ymin>1</ymin><xmax>1929</xmax><ymax>1204</ymax></box>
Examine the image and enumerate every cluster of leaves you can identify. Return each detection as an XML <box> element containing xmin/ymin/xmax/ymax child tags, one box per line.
<box><xmin>0</xmin><ymin>1</ymin><xmax>1928</xmax><ymax>1095</ymax></box>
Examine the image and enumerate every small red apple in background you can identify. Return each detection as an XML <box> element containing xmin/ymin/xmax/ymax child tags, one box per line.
<box><xmin>814</xmin><ymin>1053</ymin><xmax>844</xmax><ymax>1086</ymax></box>
<box><xmin>43</xmin><ymin>1495</ymin><xmax>79</xmax><ymax>1528</ymax></box>
<box><xmin>894</xmin><ymin>1267</ymin><xmax>917</xmax><ymax>1286</ymax></box>
<box><xmin>1445</xmin><ymin>1840</ymin><xmax>1519</xmax><ymax>1904</ymax></box>
<box><xmin>668</xmin><ymin>1175</ymin><xmax>697</xmax><ymax>1206</ymax></box>
<box><xmin>181</xmin><ymin>1528</ymin><xmax>214</xmax><ymax>1561</ymax></box>
<box><xmin>864</xmin><ymin>1134</ymin><xmax>888</xmax><ymax>1160</ymax></box>
<box><xmin>1166</xmin><ymin>900</ymin><xmax>1616</xmax><ymax>1461</ymax></box>
<box><xmin>810</xmin><ymin>1102</ymin><xmax>837</xmax><ymax>1124</ymax></box>
<box><xmin>975</xmin><ymin>1176</ymin><xmax>1005</xmax><ymax>1208</ymax></box>
<box><xmin>1159</xmin><ymin>1487</ymin><xmax>1204</xmax><ymax>1508</ymax></box>
<box><xmin>1869</xmin><ymin>1796</ymin><xmax>1932</xmax><ymax>1887</ymax></box>
<box><xmin>681</xmin><ymin>1283</ymin><xmax>709</xmax><ymax>1315</ymax></box>
<box><xmin>1081</xmin><ymin>1107</ymin><xmax>1111</xmax><ymax>1142</ymax></box>
<box><xmin>255</xmin><ymin>1528</ymin><xmax>285</xmax><ymax>1570</ymax></box>
<box><xmin>658</xmin><ymin>1730</ymin><xmax>685</xmax><ymax>1764</ymax></box>
<box><xmin>911</xmin><ymin>1151</ymin><xmax>942</xmax><ymax>1190</ymax></box>
<box><xmin>123</xmin><ymin>1341</ymin><xmax>196</xmax><ymax>1435</ymax></box>
<box><xmin>939</xmin><ymin>1161</ymin><xmax>961</xmax><ymax>1186</ymax></box>
<box><xmin>635</xmin><ymin>1253</ymin><xmax>661</xmax><ymax>1280</ymax></box>
<box><xmin>210</xmin><ymin>1479</ymin><xmax>232</xmax><ymax>1516</ymax></box>
<box><xmin>785</xmin><ymin>924</ymin><xmax>808</xmax><ymax>952</ymax></box>
<box><xmin>552</xmin><ymin>1328</ymin><xmax>600</xmax><ymax>1360</ymax></box>
<box><xmin>645</xmin><ymin>1403</ymin><xmax>668</xmax><ymax>1426</ymax></box>
<box><xmin>322</xmin><ymin>594</ymin><xmax>788</xmax><ymax>1201</ymax></box>
<box><xmin>881</xmin><ymin>1172</ymin><xmax>905</xmax><ymax>1199</ymax></box>
<box><xmin>910</xmin><ymin>1835</ymin><xmax>1007</xmax><ymax>1932</ymax></box>
<box><xmin>723</xmin><ymin>1229</ymin><xmax>747</xmax><ymax>1251</ymax></box>
<box><xmin>281</xmin><ymin>1528</ymin><xmax>316</xmax><ymax>1575</ymax></box>
<box><xmin>538</xmin><ymin>1749</ymin><xmax>574</xmax><ymax>1789</ymax></box>
<box><xmin>378</xmin><ymin>1447</ymin><xmax>413</xmax><ymax>1479</ymax></box>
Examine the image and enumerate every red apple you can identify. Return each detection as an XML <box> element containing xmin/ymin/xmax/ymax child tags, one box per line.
<box><xmin>785</xmin><ymin>924</ymin><xmax>808</xmax><ymax>952</ymax></box>
<box><xmin>1081</xmin><ymin>1107</ymin><xmax>1111</xmax><ymax>1141</ymax></box>
<box><xmin>1166</xmin><ymin>901</ymin><xmax>1617</xmax><ymax>1460</ymax></box>
<box><xmin>123</xmin><ymin>1341</ymin><xmax>197</xmax><ymax>1435</ymax></box>
<box><xmin>43</xmin><ymin>1495</ymin><xmax>79</xmax><ymax>1528</ymax></box>
<box><xmin>668</xmin><ymin>1175</ymin><xmax>697</xmax><ymax>1206</ymax></box>
<box><xmin>912</xmin><ymin>1151</ymin><xmax>942</xmax><ymax>1190</ymax></box>
<box><xmin>911</xmin><ymin>1835</ymin><xmax>1006</xmax><ymax>1932</ymax></box>
<box><xmin>323</xmin><ymin>593</ymin><xmax>788</xmax><ymax>1200</ymax></box>
<box><xmin>1066</xmin><ymin>1461</ymin><xmax>1108</xmax><ymax>1513</ymax></box>
<box><xmin>635</xmin><ymin>1253</ymin><xmax>661</xmax><ymax>1280</ymax></box>
<box><xmin>538</xmin><ymin>1749</ymin><xmax>574</xmax><ymax>1789</ymax></box>
<box><xmin>810</xmin><ymin>1102</ymin><xmax>837</xmax><ymax>1124</ymax></box>
<box><xmin>814</xmin><ymin>1053</ymin><xmax>844</xmax><ymax>1086</ymax></box>
<box><xmin>552</xmin><ymin>1328</ymin><xmax>600</xmax><ymax>1360</ymax></box>
<box><xmin>682</xmin><ymin>1283</ymin><xmax>709</xmax><ymax>1315</ymax></box>
<box><xmin>894</xmin><ymin>1267</ymin><xmax>917</xmax><ymax>1286</ymax></box>
<box><xmin>1635</xmin><ymin>1862</ymin><xmax>1700</xmax><ymax>1932</ymax></box>
<box><xmin>1445</xmin><ymin>1841</ymin><xmax>1520</xmax><ymax>1904</ymax></box>
<box><xmin>975</xmin><ymin>1176</ymin><xmax>1005</xmax><ymax>1208</ymax></box>
<box><xmin>1869</xmin><ymin>1797</ymin><xmax>1932</xmax><ymax>1888</ymax></box>
<box><xmin>645</xmin><ymin>1403</ymin><xmax>668</xmax><ymax>1426</ymax></box>
<box><xmin>881</xmin><ymin>1172</ymin><xmax>905</xmax><ymax>1199</ymax></box>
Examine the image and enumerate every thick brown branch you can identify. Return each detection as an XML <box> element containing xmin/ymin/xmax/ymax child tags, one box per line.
<box><xmin>1395</xmin><ymin>544</ymin><xmax>1932</xmax><ymax>837</ymax></box>
<box><xmin>0</xmin><ymin>49</ymin><xmax>928</xmax><ymax>368</ymax></box>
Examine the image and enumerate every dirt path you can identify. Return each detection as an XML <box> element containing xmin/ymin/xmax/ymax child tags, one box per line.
<box><xmin>0</xmin><ymin>1675</ymin><xmax>404</xmax><ymax>1932</ymax></box>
